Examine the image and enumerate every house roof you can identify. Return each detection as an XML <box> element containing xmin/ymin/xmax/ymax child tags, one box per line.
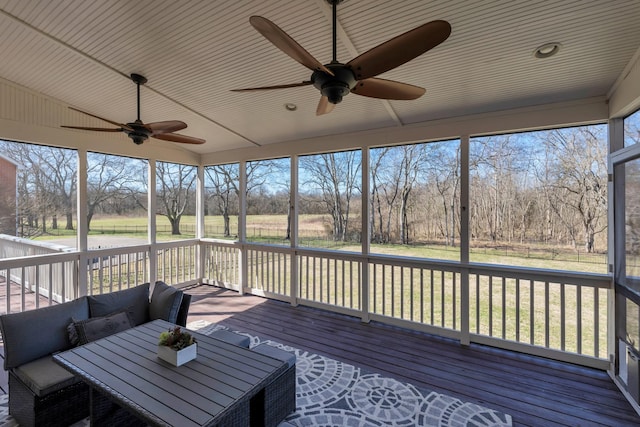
<box><xmin>0</xmin><ymin>0</ymin><xmax>639</xmax><ymax>161</ymax></box>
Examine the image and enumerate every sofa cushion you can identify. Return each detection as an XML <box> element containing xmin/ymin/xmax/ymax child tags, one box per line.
<box><xmin>88</xmin><ymin>283</ymin><xmax>150</xmax><ymax>326</ymax></box>
<box><xmin>252</xmin><ymin>343</ymin><xmax>296</xmax><ymax>368</ymax></box>
<box><xmin>149</xmin><ymin>281</ymin><xmax>183</xmax><ymax>324</ymax></box>
<box><xmin>0</xmin><ymin>297</ymin><xmax>90</xmax><ymax>369</ymax></box>
<box><xmin>175</xmin><ymin>293</ymin><xmax>192</xmax><ymax>327</ymax></box>
<box><xmin>73</xmin><ymin>310</ymin><xmax>134</xmax><ymax>345</ymax></box>
<box><xmin>210</xmin><ymin>329</ymin><xmax>250</xmax><ymax>348</ymax></box>
<box><xmin>14</xmin><ymin>356</ymin><xmax>80</xmax><ymax>397</ymax></box>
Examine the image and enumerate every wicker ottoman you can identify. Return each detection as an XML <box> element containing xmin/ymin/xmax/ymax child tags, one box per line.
<box><xmin>251</xmin><ymin>343</ymin><xmax>297</xmax><ymax>427</ymax></box>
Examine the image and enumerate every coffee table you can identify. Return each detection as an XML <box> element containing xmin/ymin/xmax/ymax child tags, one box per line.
<box><xmin>54</xmin><ymin>319</ymin><xmax>289</xmax><ymax>426</ymax></box>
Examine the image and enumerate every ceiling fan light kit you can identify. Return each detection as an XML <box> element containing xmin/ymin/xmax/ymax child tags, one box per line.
<box><xmin>232</xmin><ymin>0</ymin><xmax>451</xmax><ymax>115</ymax></box>
<box><xmin>62</xmin><ymin>73</ymin><xmax>205</xmax><ymax>145</ymax></box>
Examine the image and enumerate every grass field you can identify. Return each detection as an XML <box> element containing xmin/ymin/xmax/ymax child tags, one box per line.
<box><xmin>33</xmin><ymin>214</ymin><xmax>607</xmax><ymax>274</ymax></box>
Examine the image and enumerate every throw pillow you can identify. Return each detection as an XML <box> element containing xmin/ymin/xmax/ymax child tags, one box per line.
<box><xmin>149</xmin><ymin>281</ymin><xmax>183</xmax><ymax>324</ymax></box>
<box><xmin>73</xmin><ymin>311</ymin><xmax>133</xmax><ymax>345</ymax></box>
<box><xmin>88</xmin><ymin>283</ymin><xmax>150</xmax><ymax>326</ymax></box>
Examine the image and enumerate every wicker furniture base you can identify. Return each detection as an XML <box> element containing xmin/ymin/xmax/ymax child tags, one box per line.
<box><xmin>90</xmin><ymin>386</ymin><xmax>251</xmax><ymax>427</ymax></box>
<box><xmin>262</xmin><ymin>364</ymin><xmax>297</xmax><ymax>427</ymax></box>
<box><xmin>8</xmin><ymin>370</ymin><xmax>89</xmax><ymax>427</ymax></box>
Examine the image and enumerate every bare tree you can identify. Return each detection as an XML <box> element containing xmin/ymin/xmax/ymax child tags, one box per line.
<box><xmin>205</xmin><ymin>164</ymin><xmax>239</xmax><ymax>237</ymax></box>
<box><xmin>538</xmin><ymin>127</ymin><xmax>607</xmax><ymax>252</ymax></box>
<box><xmin>300</xmin><ymin>151</ymin><xmax>361</xmax><ymax>242</ymax></box>
<box><xmin>86</xmin><ymin>153</ymin><xmax>137</xmax><ymax>230</ymax></box>
<box><xmin>156</xmin><ymin>162</ymin><xmax>196</xmax><ymax>235</ymax></box>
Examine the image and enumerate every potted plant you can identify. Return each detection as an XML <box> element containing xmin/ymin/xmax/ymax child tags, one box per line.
<box><xmin>157</xmin><ymin>326</ymin><xmax>197</xmax><ymax>366</ymax></box>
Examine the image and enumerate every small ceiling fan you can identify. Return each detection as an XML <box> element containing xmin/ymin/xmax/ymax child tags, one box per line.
<box><xmin>232</xmin><ymin>0</ymin><xmax>451</xmax><ymax>115</ymax></box>
<box><xmin>62</xmin><ymin>73</ymin><xmax>205</xmax><ymax>145</ymax></box>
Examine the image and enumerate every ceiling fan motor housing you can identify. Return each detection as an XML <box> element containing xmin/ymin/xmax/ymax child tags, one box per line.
<box><xmin>127</xmin><ymin>120</ymin><xmax>151</xmax><ymax>145</ymax></box>
<box><xmin>312</xmin><ymin>64</ymin><xmax>356</xmax><ymax>104</ymax></box>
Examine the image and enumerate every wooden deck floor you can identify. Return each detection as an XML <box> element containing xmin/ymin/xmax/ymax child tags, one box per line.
<box><xmin>1</xmin><ymin>283</ymin><xmax>639</xmax><ymax>426</ymax></box>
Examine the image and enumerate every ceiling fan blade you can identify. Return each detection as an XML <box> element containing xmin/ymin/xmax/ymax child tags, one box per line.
<box><xmin>316</xmin><ymin>96</ymin><xmax>335</xmax><ymax>116</ymax></box>
<box><xmin>231</xmin><ymin>81</ymin><xmax>312</xmax><ymax>92</ymax></box>
<box><xmin>351</xmin><ymin>78</ymin><xmax>426</xmax><ymax>100</ymax></box>
<box><xmin>346</xmin><ymin>20</ymin><xmax>451</xmax><ymax>80</ymax></box>
<box><xmin>146</xmin><ymin>120</ymin><xmax>187</xmax><ymax>135</ymax></box>
<box><xmin>250</xmin><ymin>16</ymin><xmax>334</xmax><ymax>76</ymax></box>
<box><xmin>152</xmin><ymin>133</ymin><xmax>206</xmax><ymax>145</ymax></box>
<box><xmin>61</xmin><ymin>125</ymin><xmax>123</xmax><ymax>132</ymax></box>
<box><xmin>68</xmin><ymin>106</ymin><xmax>133</xmax><ymax>132</ymax></box>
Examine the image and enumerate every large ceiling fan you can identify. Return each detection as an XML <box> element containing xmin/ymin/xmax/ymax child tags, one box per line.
<box><xmin>232</xmin><ymin>0</ymin><xmax>451</xmax><ymax>115</ymax></box>
<box><xmin>62</xmin><ymin>74</ymin><xmax>205</xmax><ymax>145</ymax></box>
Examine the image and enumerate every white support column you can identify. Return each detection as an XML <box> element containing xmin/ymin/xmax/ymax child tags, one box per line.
<box><xmin>76</xmin><ymin>148</ymin><xmax>88</xmax><ymax>297</ymax></box>
<box><xmin>608</xmin><ymin>117</ymin><xmax>625</xmax><ymax>376</ymax></box>
<box><xmin>148</xmin><ymin>159</ymin><xmax>157</xmax><ymax>290</ymax></box>
<box><xmin>196</xmin><ymin>165</ymin><xmax>205</xmax><ymax>283</ymax></box>
<box><xmin>361</xmin><ymin>147</ymin><xmax>370</xmax><ymax>323</ymax></box>
<box><xmin>239</xmin><ymin>161</ymin><xmax>247</xmax><ymax>295</ymax></box>
<box><xmin>290</xmin><ymin>155</ymin><xmax>299</xmax><ymax>306</ymax></box>
<box><xmin>460</xmin><ymin>135</ymin><xmax>471</xmax><ymax>345</ymax></box>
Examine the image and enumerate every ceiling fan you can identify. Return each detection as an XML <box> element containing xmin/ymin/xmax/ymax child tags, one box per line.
<box><xmin>62</xmin><ymin>73</ymin><xmax>205</xmax><ymax>145</ymax></box>
<box><xmin>232</xmin><ymin>0</ymin><xmax>451</xmax><ymax>115</ymax></box>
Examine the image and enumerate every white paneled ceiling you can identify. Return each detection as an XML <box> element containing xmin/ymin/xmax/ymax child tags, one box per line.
<box><xmin>0</xmin><ymin>0</ymin><xmax>639</xmax><ymax>155</ymax></box>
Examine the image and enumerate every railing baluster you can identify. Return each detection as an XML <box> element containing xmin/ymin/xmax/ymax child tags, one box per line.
<box><xmin>440</xmin><ymin>270</ymin><xmax>445</xmax><ymax>327</ymax></box>
<box><xmin>501</xmin><ymin>277</ymin><xmax>506</xmax><ymax>339</ymax></box>
<box><xmin>475</xmin><ymin>273</ymin><xmax>480</xmax><ymax>333</ymax></box>
<box><xmin>561</xmin><ymin>283</ymin><xmax>566</xmax><ymax>351</ymax></box>
<box><xmin>577</xmin><ymin>284</ymin><xmax>582</xmax><ymax>354</ymax></box>
<box><xmin>516</xmin><ymin>278</ymin><xmax>520</xmax><ymax>342</ymax></box>
<box><xmin>430</xmin><ymin>270</ymin><xmax>435</xmax><ymax>325</ymax></box>
<box><xmin>594</xmin><ymin>287</ymin><xmax>599</xmax><ymax>357</ymax></box>
<box><xmin>530</xmin><ymin>279</ymin><xmax>534</xmax><ymax>345</ymax></box>
<box><xmin>545</xmin><ymin>281</ymin><xmax>550</xmax><ymax>348</ymax></box>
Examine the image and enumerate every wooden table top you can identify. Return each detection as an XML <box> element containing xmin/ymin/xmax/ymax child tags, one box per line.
<box><xmin>54</xmin><ymin>319</ymin><xmax>287</xmax><ymax>427</ymax></box>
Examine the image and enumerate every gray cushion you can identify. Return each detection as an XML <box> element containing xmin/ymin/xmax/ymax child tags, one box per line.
<box><xmin>14</xmin><ymin>356</ymin><xmax>80</xmax><ymax>397</ymax></box>
<box><xmin>252</xmin><ymin>343</ymin><xmax>296</xmax><ymax>368</ymax></box>
<box><xmin>89</xmin><ymin>283</ymin><xmax>150</xmax><ymax>326</ymax></box>
<box><xmin>0</xmin><ymin>297</ymin><xmax>90</xmax><ymax>369</ymax></box>
<box><xmin>73</xmin><ymin>311</ymin><xmax>133</xmax><ymax>345</ymax></box>
<box><xmin>149</xmin><ymin>281</ymin><xmax>183</xmax><ymax>324</ymax></box>
<box><xmin>210</xmin><ymin>329</ymin><xmax>250</xmax><ymax>348</ymax></box>
<box><xmin>175</xmin><ymin>293</ymin><xmax>192</xmax><ymax>327</ymax></box>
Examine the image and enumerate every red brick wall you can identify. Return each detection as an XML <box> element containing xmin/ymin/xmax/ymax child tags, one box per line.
<box><xmin>0</xmin><ymin>157</ymin><xmax>17</xmax><ymax>235</ymax></box>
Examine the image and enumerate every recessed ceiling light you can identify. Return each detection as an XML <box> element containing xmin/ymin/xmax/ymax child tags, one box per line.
<box><xmin>284</xmin><ymin>103</ymin><xmax>297</xmax><ymax>111</ymax></box>
<box><xmin>534</xmin><ymin>42</ymin><xmax>562</xmax><ymax>59</ymax></box>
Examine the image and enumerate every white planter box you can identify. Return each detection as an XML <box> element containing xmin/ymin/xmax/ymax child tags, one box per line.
<box><xmin>157</xmin><ymin>343</ymin><xmax>197</xmax><ymax>366</ymax></box>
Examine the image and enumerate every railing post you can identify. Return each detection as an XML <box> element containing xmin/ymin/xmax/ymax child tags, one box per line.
<box><xmin>77</xmin><ymin>148</ymin><xmax>89</xmax><ymax>298</ymax></box>
<box><xmin>239</xmin><ymin>160</ymin><xmax>247</xmax><ymax>295</ymax></box>
<box><xmin>196</xmin><ymin>165</ymin><xmax>205</xmax><ymax>283</ymax></box>
<box><xmin>148</xmin><ymin>159</ymin><xmax>157</xmax><ymax>289</ymax></box>
<box><xmin>361</xmin><ymin>148</ymin><xmax>370</xmax><ymax>323</ymax></box>
<box><xmin>460</xmin><ymin>135</ymin><xmax>470</xmax><ymax>346</ymax></box>
<box><xmin>290</xmin><ymin>155</ymin><xmax>299</xmax><ymax>306</ymax></box>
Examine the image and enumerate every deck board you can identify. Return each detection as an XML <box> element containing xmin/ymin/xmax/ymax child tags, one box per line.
<box><xmin>0</xmin><ymin>283</ymin><xmax>638</xmax><ymax>426</ymax></box>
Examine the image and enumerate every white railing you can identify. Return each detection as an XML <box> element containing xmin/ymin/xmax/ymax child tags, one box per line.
<box><xmin>87</xmin><ymin>245</ymin><xmax>150</xmax><ymax>295</ymax></box>
<box><xmin>368</xmin><ymin>256</ymin><xmax>464</xmax><ymax>339</ymax></box>
<box><xmin>468</xmin><ymin>264</ymin><xmax>610</xmax><ymax>361</ymax></box>
<box><xmin>247</xmin><ymin>244</ymin><xmax>292</xmax><ymax>300</ymax></box>
<box><xmin>156</xmin><ymin>240</ymin><xmax>199</xmax><ymax>287</ymax></box>
<box><xmin>1</xmin><ymin>236</ymin><xmax>612</xmax><ymax>369</ymax></box>
<box><xmin>202</xmin><ymin>239</ymin><xmax>241</xmax><ymax>291</ymax></box>
<box><xmin>0</xmin><ymin>234</ymin><xmax>75</xmax><ymax>302</ymax></box>
<box><xmin>201</xmin><ymin>240</ymin><xmax>611</xmax><ymax>368</ymax></box>
<box><xmin>0</xmin><ymin>251</ymin><xmax>80</xmax><ymax>312</ymax></box>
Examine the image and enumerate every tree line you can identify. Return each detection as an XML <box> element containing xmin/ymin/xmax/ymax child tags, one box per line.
<box><xmin>0</xmin><ymin>124</ymin><xmax>610</xmax><ymax>254</ymax></box>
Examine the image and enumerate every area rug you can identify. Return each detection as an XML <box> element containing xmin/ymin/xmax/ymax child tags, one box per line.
<box><xmin>0</xmin><ymin>321</ymin><xmax>512</xmax><ymax>426</ymax></box>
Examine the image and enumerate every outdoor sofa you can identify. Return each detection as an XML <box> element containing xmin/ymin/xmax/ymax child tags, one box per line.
<box><xmin>0</xmin><ymin>281</ymin><xmax>190</xmax><ymax>427</ymax></box>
